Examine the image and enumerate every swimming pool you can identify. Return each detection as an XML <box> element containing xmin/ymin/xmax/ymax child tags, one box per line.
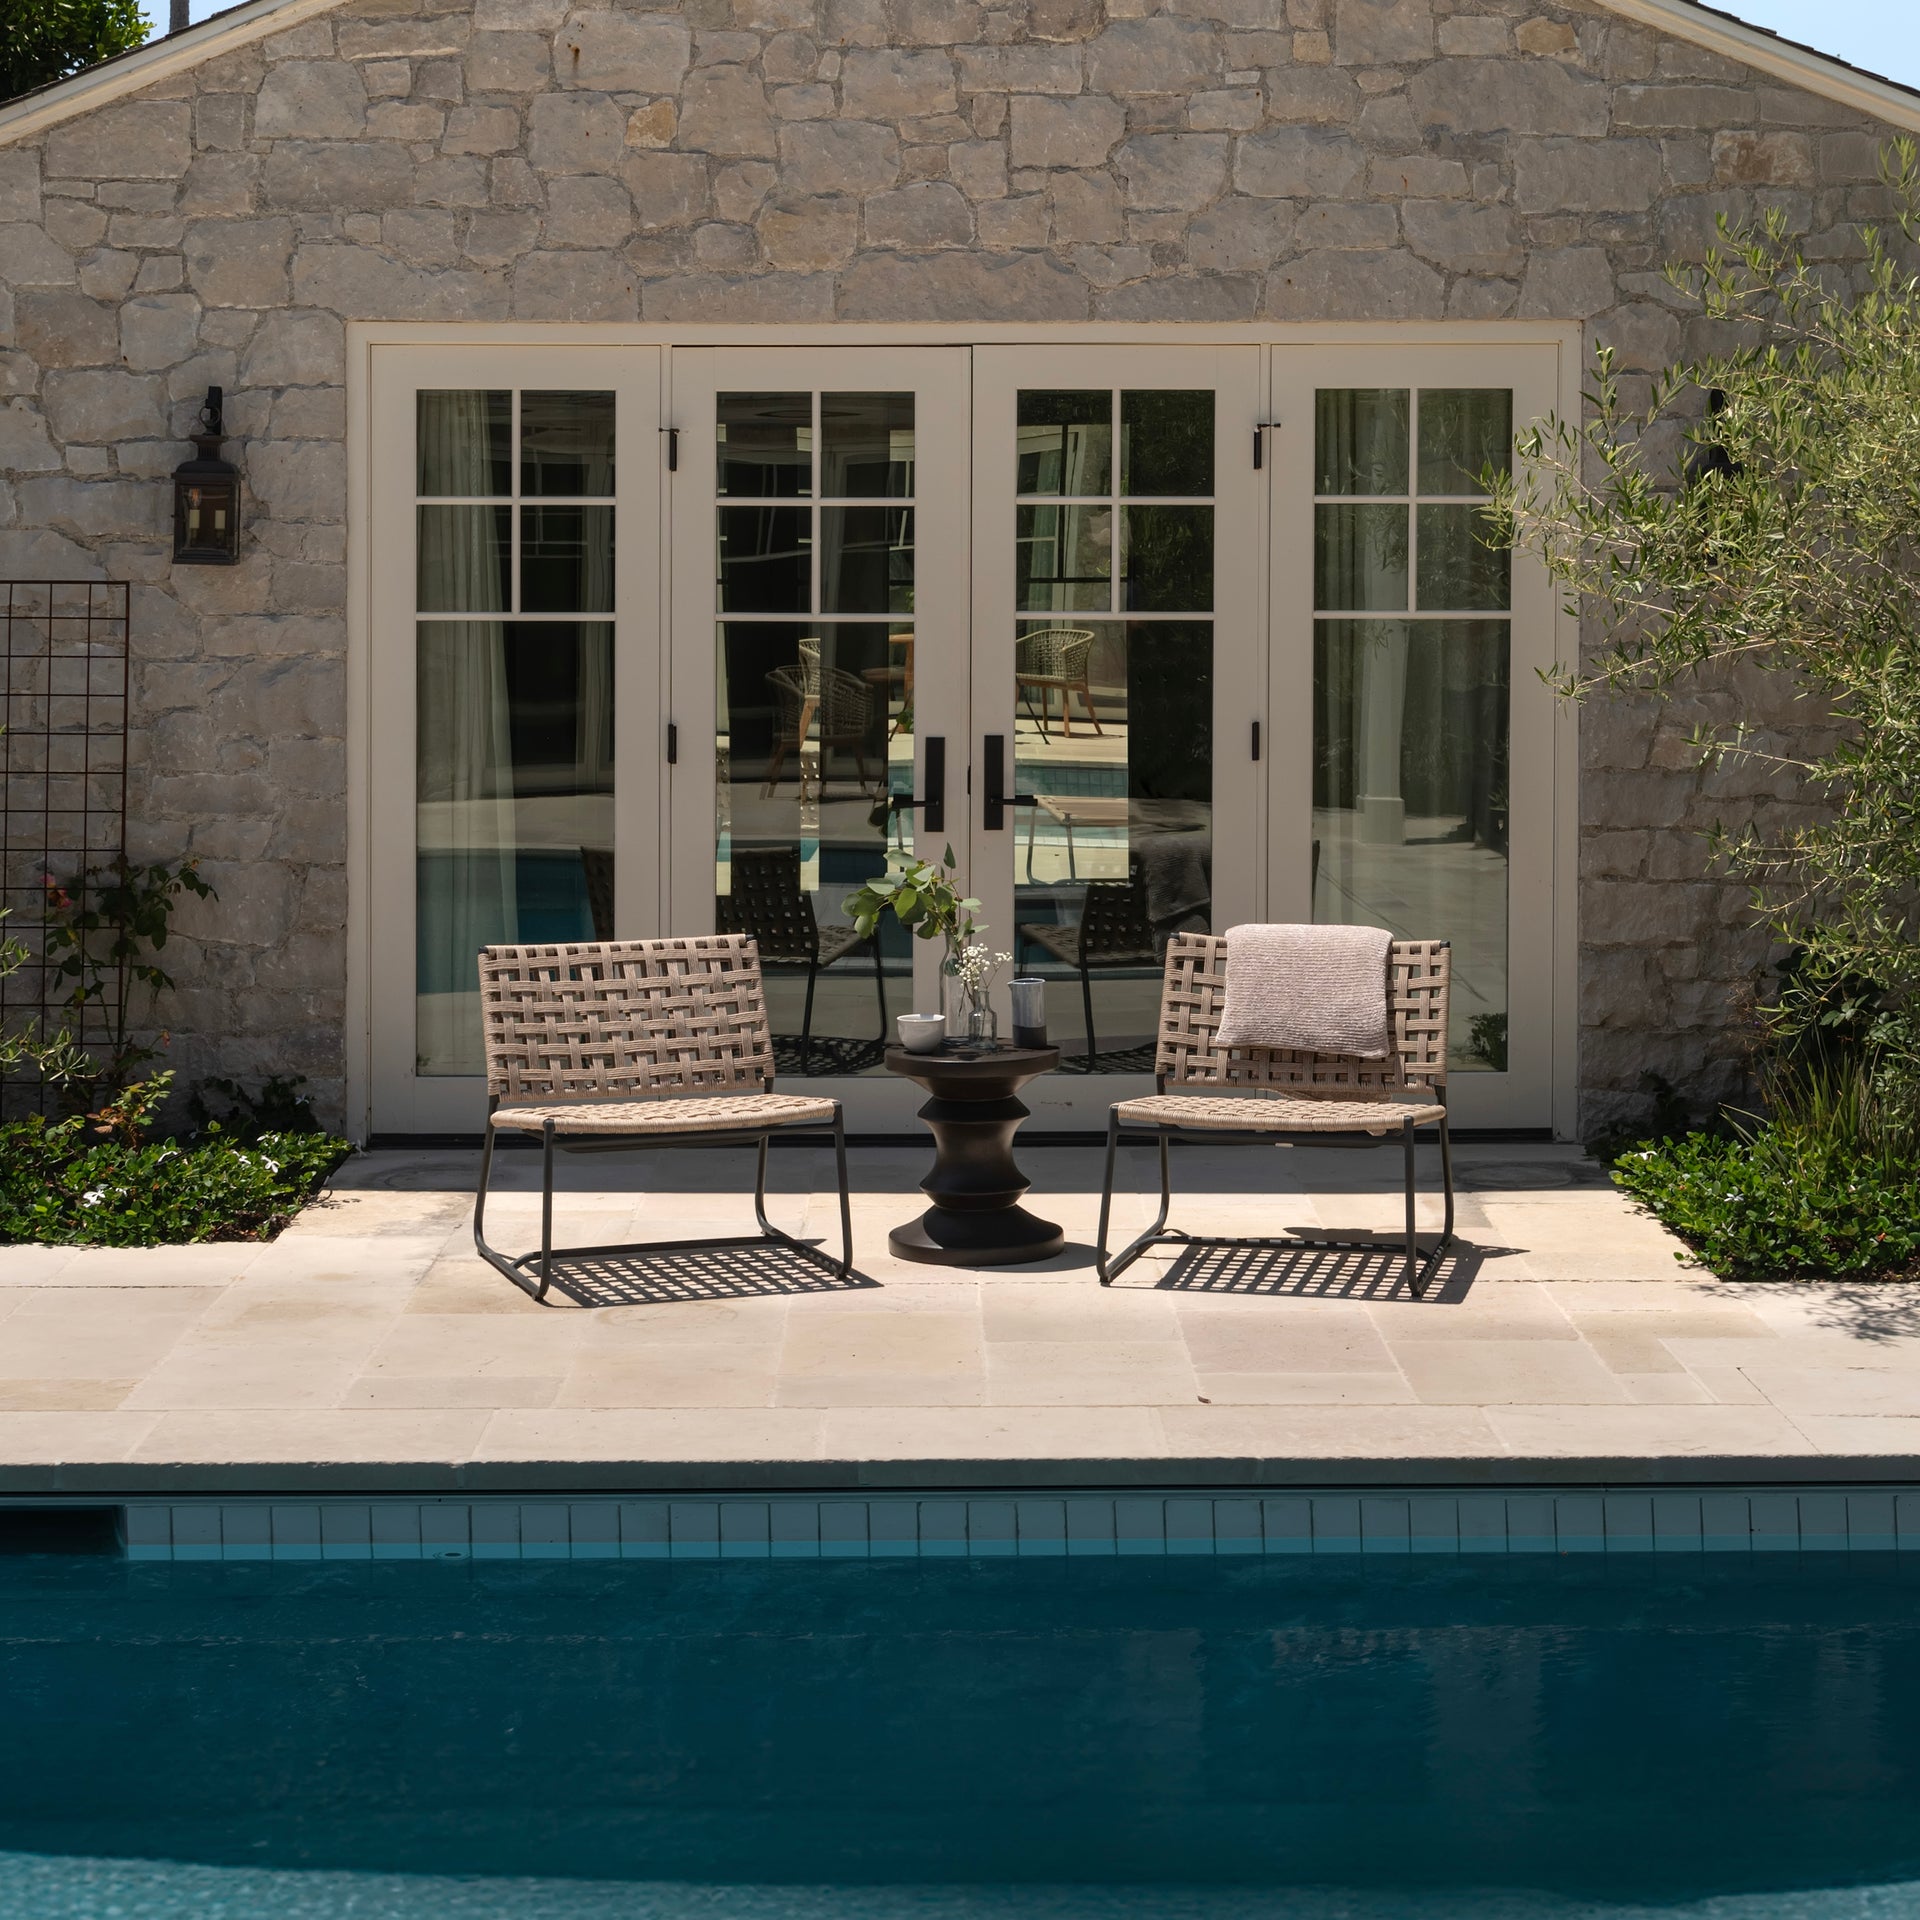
<box><xmin>5</xmin><ymin>1538</ymin><xmax>1920</xmax><ymax>1918</ymax></box>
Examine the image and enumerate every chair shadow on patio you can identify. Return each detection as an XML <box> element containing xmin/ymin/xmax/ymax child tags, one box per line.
<box><xmin>540</xmin><ymin>1241</ymin><xmax>881</xmax><ymax>1309</ymax></box>
<box><xmin>1149</xmin><ymin>1235</ymin><xmax>1495</xmax><ymax>1303</ymax></box>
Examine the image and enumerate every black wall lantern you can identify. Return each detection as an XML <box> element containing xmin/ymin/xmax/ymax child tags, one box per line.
<box><xmin>172</xmin><ymin>387</ymin><xmax>241</xmax><ymax>565</ymax></box>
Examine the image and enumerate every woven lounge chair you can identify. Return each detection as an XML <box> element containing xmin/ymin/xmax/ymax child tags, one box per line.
<box><xmin>1017</xmin><ymin>863</ymin><xmax>1157</xmax><ymax>1073</ymax></box>
<box><xmin>1095</xmin><ymin>932</ymin><xmax>1455</xmax><ymax>1295</ymax></box>
<box><xmin>473</xmin><ymin>935</ymin><xmax>852</xmax><ymax>1304</ymax></box>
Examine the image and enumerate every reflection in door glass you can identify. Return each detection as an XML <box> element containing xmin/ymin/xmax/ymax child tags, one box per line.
<box><xmin>414</xmin><ymin>391</ymin><xmax>616</xmax><ymax>1077</ymax></box>
<box><xmin>714</xmin><ymin>394</ymin><xmax>914</xmax><ymax>1077</ymax></box>
<box><xmin>1012</xmin><ymin>390</ymin><xmax>1214</xmax><ymax>1073</ymax></box>
<box><xmin>1312</xmin><ymin>389</ymin><xmax>1512</xmax><ymax>1073</ymax></box>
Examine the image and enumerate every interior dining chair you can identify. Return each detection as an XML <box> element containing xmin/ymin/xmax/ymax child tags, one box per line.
<box><xmin>1094</xmin><ymin>932</ymin><xmax>1456</xmax><ymax>1296</ymax></box>
<box><xmin>472</xmin><ymin>934</ymin><xmax>853</xmax><ymax>1304</ymax></box>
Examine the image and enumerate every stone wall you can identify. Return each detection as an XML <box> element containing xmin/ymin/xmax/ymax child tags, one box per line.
<box><xmin>0</xmin><ymin>0</ymin><xmax>1904</xmax><ymax>1134</ymax></box>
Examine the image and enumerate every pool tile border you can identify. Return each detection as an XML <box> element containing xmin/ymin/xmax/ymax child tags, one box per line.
<box><xmin>67</xmin><ymin>1487</ymin><xmax>1920</xmax><ymax>1561</ymax></box>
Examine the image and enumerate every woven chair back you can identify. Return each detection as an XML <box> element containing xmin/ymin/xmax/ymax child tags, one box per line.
<box><xmin>477</xmin><ymin>935</ymin><xmax>774</xmax><ymax>1103</ymax></box>
<box><xmin>715</xmin><ymin>846</ymin><xmax>820</xmax><ymax>964</ymax></box>
<box><xmin>1078</xmin><ymin>863</ymin><xmax>1156</xmax><ymax>964</ymax></box>
<box><xmin>1017</xmin><ymin>627</ymin><xmax>1096</xmax><ymax>678</ymax></box>
<box><xmin>767</xmin><ymin>662</ymin><xmax>873</xmax><ymax>740</ymax></box>
<box><xmin>1154</xmin><ymin>932</ymin><xmax>1449</xmax><ymax>1095</ymax></box>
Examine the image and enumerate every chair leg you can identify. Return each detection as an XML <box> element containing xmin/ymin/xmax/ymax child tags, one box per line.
<box><xmin>752</xmin><ymin>1133</ymin><xmax>773</xmax><ymax>1233</ymax></box>
<box><xmin>800</xmin><ymin>961</ymin><xmax>819</xmax><ymax>1074</ymax></box>
<box><xmin>1402</xmin><ymin>1117</ymin><xmax>1419</xmax><ymax>1297</ymax></box>
<box><xmin>538</xmin><ymin>1119</ymin><xmax>557</xmax><ymax>1304</ymax></box>
<box><xmin>1439</xmin><ymin>1114</ymin><xmax>1456</xmax><ymax>1245</ymax></box>
<box><xmin>870</xmin><ymin>939</ymin><xmax>888</xmax><ymax>1045</ymax></box>
<box><xmin>832</xmin><ymin>1105</ymin><xmax>853</xmax><ymax>1280</ymax></box>
<box><xmin>1079</xmin><ymin>679</ymin><xmax>1104</xmax><ymax>736</ymax></box>
<box><xmin>1079</xmin><ymin>958</ymin><xmax>1098</xmax><ymax>1073</ymax></box>
<box><xmin>1099</xmin><ymin>1121</ymin><xmax>1177</xmax><ymax>1286</ymax></box>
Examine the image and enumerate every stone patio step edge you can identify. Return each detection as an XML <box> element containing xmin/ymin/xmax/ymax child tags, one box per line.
<box><xmin>4</xmin><ymin>1486</ymin><xmax>1917</xmax><ymax>1560</ymax></box>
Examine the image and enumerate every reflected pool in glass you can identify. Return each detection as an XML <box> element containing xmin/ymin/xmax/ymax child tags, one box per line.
<box><xmin>5</xmin><ymin>1554</ymin><xmax>1920</xmax><ymax>1917</ymax></box>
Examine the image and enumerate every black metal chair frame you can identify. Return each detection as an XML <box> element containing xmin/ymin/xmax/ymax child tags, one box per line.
<box><xmin>1095</xmin><ymin>1107</ymin><xmax>1455</xmax><ymax>1298</ymax></box>
<box><xmin>474</xmin><ymin>1105</ymin><xmax>854</xmax><ymax>1306</ymax></box>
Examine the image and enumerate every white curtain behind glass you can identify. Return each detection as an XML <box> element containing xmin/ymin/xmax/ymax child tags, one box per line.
<box><xmin>417</xmin><ymin>390</ymin><xmax>518</xmax><ymax>1075</ymax></box>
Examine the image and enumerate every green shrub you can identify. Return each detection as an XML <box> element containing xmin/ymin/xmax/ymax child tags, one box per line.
<box><xmin>1612</xmin><ymin>1061</ymin><xmax>1920</xmax><ymax>1281</ymax></box>
<box><xmin>0</xmin><ymin>1112</ymin><xmax>351</xmax><ymax>1248</ymax></box>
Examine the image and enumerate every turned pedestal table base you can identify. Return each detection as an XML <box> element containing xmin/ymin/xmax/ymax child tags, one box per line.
<box><xmin>882</xmin><ymin>1043</ymin><xmax>1063</xmax><ymax>1267</ymax></box>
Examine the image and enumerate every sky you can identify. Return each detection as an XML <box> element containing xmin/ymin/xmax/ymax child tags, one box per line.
<box><xmin>170</xmin><ymin>0</ymin><xmax>1920</xmax><ymax>90</ymax></box>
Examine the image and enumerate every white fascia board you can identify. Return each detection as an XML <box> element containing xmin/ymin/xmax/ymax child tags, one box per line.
<box><xmin>3</xmin><ymin>0</ymin><xmax>1919</xmax><ymax>147</ymax></box>
<box><xmin>0</xmin><ymin>0</ymin><xmax>340</xmax><ymax>145</ymax></box>
<box><xmin>1600</xmin><ymin>0</ymin><xmax>1920</xmax><ymax>133</ymax></box>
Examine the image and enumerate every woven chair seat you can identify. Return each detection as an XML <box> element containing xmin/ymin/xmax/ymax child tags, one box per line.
<box><xmin>492</xmin><ymin>1092</ymin><xmax>838</xmax><ymax>1137</ymax></box>
<box><xmin>1114</xmin><ymin>1092</ymin><xmax>1446</xmax><ymax>1134</ymax></box>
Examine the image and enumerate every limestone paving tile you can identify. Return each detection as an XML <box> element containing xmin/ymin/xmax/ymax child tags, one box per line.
<box><xmin>1153</xmin><ymin>1403</ymin><xmax>1504</xmax><ymax>1460</ymax></box>
<box><xmin>1476</xmin><ymin>1200</ymin><xmax>1693</xmax><ymax>1279</ymax></box>
<box><xmin>986</xmin><ymin>1339</ymin><xmax>1200</xmax><ymax>1408</ymax></box>
<box><xmin>130</xmin><ymin>1410</ymin><xmax>491</xmax><ymax>1465</ymax></box>
<box><xmin>474</xmin><ymin>1408</ymin><xmax>827</xmax><ymax>1464</ymax></box>
<box><xmin>1175</xmin><ymin>1299</ymin><xmax>1400</xmax><ymax>1373</ymax></box>
<box><xmin>28</xmin><ymin>1245</ymin><xmax>260</xmax><ymax>1286</ymax></box>
<box><xmin>1365</xmin><ymin>1281</ymin><xmax>1581</xmax><ymax>1342</ymax></box>
<box><xmin>780</xmin><ymin>1308</ymin><xmax>983</xmax><ymax>1379</ymax></box>
<box><xmin>286</xmin><ymin>1189</ymin><xmax>474</xmax><ymax>1239</ymax></box>
<box><xmin>0</xmin><ymin>1411</ymin><xmax>160</xmax><ymax>1465</ymax></box>
<box><xmin>1191</xmin><ymin>1371</ymin><xmax>1419</xmax><ymax>1406</ymax></box>
<box><xmin>342</xmin><ymin>1375</ymin><xmax>564</xmax><ymax>1411</ymax></box>
<box><xmin>983</xmin><ymin>1281</ymin><xmax>1183</xmax><ymax>1343</ymax></box>
<box><xmin>0</xmin><ymin>1307</ymin><xmax>201</xmax><ymax>1382</ymax></box>
<box><xmin>1618</xmin><ymin>1373</ymin><xmax>1716</xmax><ymax>1405</ymax></box>
<box><xmin>1482</xmin><ymin>1403</ymin><xmax>1816</xmax><ymax>1458</ymax></box>
<box><xmin>0</xmin><ymin>1247</ymin><xmax>79</xmax><ymax>1285</ymax></box>
<box><xmin>1684</xmin><ymin>1366</ymin><xmax>1773</xmax><ymax>1405</ymax></box>
<box><xmin>817</xmin><ymin>1404</ymin><xmax>1165</xmax><ymax>1463</ymax></box>
<box><xmin>1734</xmin><ymin>1368</ymin><xmax>1920</xmax><ymax>1417</ymax></box>
<box><xmin>0</xmin><ymin>1379</ymin><xmax>139</xmax><ymax>1412</ymax></box>
<box><xmin>1390</xmin><ymin>1339</ymin><xmax>1632</xmax><ymax>1406</ymax></box>
<box><xmin>1789</xmin><ymin>1415</ymin><xmax>1920</xmax><ymax>1458</ymax></box>
<box><xmin>775</xmin><ymin>1369</ymin><xmax>990</xmax><ymax>1409</ymax></box>
<box><xmin>557</xmin><ymin>1343</ymin><xmax>784</xmax><ymax>1410</ymax></box>
<box><xmin>357</xmin><ymin>1312</ymin><xmax>591</xmax><ymax>1376</ymax></box>
<box><xmin>1663</xmin><ymin>1334</ymin><xmax>1920</xmax><ymax>1373</ymax></box>
<box><xmin>240</xmin><ymin>1234</ymin><xmax>449</xmax><ymax>1284</ymax></box>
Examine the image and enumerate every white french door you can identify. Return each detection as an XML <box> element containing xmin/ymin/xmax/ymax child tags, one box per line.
<box><xmin>362</xmin><ymin>334</ymin><xmax>1567</xmax><ymax>1138</ymax></box>
<box><xmin>365</xmin><ymin>345</ymin><xmax>661</xmax><ymax>1135</ymax></box>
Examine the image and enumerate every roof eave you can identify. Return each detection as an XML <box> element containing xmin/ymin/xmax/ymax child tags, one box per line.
<box><xmin>3</xmin><ymin>0</ymin><xmax>1919</xmax><ymax>147</ymax></box>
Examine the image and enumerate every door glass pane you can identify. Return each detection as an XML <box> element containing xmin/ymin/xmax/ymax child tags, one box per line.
<box><xmin>520</xmin><ymin>504</ymin><xmax>614</xmax><ymax>613</ymax></box>
<box><xmin>519</xmin><ymin>390</ymin><xmax>614</xmax><ymax>496</ymax></box>
<box><xmin>1313</xmin><ymin>619</ymin><xmax>1510</xmax><ymax>1072</ymax></box>
<box><xmin>417</xmin><ymin>505</ymin><xmax>509</xmax><ymax>612</ymax></box>
<box><xmin>1417</xmin><ymin>503</ymin><xmax>1509</xmax><ymax>612</ymax></box>
<box><xmin>1017</xmin><ymin>504</ymin><xmax>1111</xmax><ymax>612</ymax></box>
<box><xmin>416</xmin><ymin>620</ymin><xmax>614</xmax><ymax>1076</ymax></box>
<box><xmin>1120</xmin><ymin>390</ymin><xmax>1213</xmax><ymax>496</ymax></box>
<box><xmin>1016</xmin><ymin>391</ymin><xmax>1112</xmax><ymax>495</ymax></box>
<box><xmin>715</xmin><ymin>392</ymin><xmax>913</xmax><ymax>1077</ymax></box>
<box><xmin>820</xmin><ymin>506</ymin><xmax>913</xmax><ymax>614</ymax></box>
<box><xmin>1314</xmin><ymin>389</ymin><xmax>1408</xmax><ymax>495</ymax></box>
<box><xmin>1417</xmin><ymin>389</ymin><xmax>1511</xmax><ymax>495</ymax></box>
<box><xmin>1014</xmin><ymin>389</ymin><xmax>1213</xmax><ymax>1074</ymax></box>
<box><xmin>1122</xmin><ymin>505</ymin><xmax>1212</xmax><ymax>613</ymax></box>
<box><xmin>821</xmin><ymin>392</ymin><xmax>913</xmax><ymax>498</ymax></box>
<box><xmin>717</xmin><ymin>392</ymin><xmax>811</xmax><ymax>498</ymax></box>
<box><xmin>718</xmin><ymin>505</ymin><xmax>810</xmax><ymax>612</ymax></box>
<box><xmin>1314</xmin><ymin>503</ymin><xmax>1407</xmax><ymax>611</ymax></box>
<box><xmin>417</xmin><ymin>390</ymin><xmax>509</xmax><ymax>496</ymax></box>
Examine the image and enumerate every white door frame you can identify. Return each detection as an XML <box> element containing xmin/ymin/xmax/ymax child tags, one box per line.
<box><xmin>347</xmin><ymin>323</ymin><xmax>1580</xmax><ymax>1142</ymax></box>
<box><xmin>1268</xmin><ymin>341</ymin><xmax>1565</xmax><ymax>1132</ymax></box>
<box><xmin>971</xmin><ymin>343</ymin><xmax>1266</xmax><ymax>1127</ymax></box>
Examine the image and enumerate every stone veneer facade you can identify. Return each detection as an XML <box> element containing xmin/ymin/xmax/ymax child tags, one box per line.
<box><xmin>0</xmin><ymin>0</ymin><xmax>1906</xmax><ymax>1135</ymax></box>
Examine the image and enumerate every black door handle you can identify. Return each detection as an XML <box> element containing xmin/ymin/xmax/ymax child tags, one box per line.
<box><xmin>886</xmin><ymin>733</ymin><xmax>944</xmax><ymax>835</ymax></box>
<box><xmin>981</xmin><ymin>733</ymin><xmax>1036</xmax><ymax>833</ymax></box>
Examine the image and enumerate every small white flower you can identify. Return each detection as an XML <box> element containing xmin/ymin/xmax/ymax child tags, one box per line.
<box><xmin>82</xmin><ymin>1188</ymin><xmax>107</xmax><ymax>1206</ymax></box>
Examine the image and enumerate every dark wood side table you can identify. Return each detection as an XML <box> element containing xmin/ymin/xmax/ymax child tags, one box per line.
<box><xmin>883</xmin><ymin>1042</ymin><xmax>1063</xmax><ymax>1266</ymax></box>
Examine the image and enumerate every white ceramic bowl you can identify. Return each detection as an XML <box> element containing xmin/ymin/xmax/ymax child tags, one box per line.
<box><xmin>896</xmin><ymin>1013</ymin><xmax>946</xmax><ymax>1054</ymax></box>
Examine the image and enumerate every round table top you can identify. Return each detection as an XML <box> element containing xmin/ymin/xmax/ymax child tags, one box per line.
<box><xmin>883</xmin><ymin>1041</ymin><xmax>1061</xmax><ymax>1082</ymax></box>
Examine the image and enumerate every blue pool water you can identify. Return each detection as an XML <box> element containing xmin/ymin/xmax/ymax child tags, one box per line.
<box><xmin>5</xmin><ymin>1552</ymin><xmax>1920</xmax><ymax>1918</ymax></box>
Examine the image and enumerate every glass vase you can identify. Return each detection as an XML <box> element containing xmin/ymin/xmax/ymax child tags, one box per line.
<box><xmin>946</xmin><ymin>974</ymin><xmax>997</xmax><ymax>1045</ymax></box>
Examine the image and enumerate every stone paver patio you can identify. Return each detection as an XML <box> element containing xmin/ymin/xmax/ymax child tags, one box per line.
<box><xmin>2</xmin><ymin>1142</ymin><xmax>1916</xmax><ymax>1491</ymax></box>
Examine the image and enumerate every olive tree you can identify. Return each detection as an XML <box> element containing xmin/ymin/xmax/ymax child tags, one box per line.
<box><xmin>1491</xmin><ymin>145</ymin><xmax>1920</xmax><ymax>1084</ymax></box>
